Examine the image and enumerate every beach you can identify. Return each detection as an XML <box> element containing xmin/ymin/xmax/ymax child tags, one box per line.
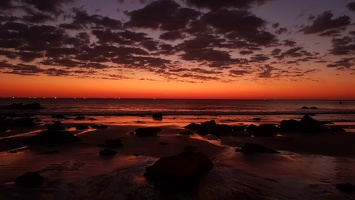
<box><xmin>1</xmin><ymin>112</ymin><xmax>355</xmax><ymax>200</ymax></box>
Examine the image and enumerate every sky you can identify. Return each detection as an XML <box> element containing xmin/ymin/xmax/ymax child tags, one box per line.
<box><xmin>0</xmin><ymin>0</ymin><xmax>354</xmax><ymax>99</ymax></box>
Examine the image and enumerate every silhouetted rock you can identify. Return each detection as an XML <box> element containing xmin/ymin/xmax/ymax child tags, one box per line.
<box><xmin>76</xmin><ymin>124</ymin><xmax>89</xmax><ymax>130</ymax></box>
<box><xmin>15</xmin><ymin>172</ymin><xmax>43</xmax><ymax>188</ymax></box>
<box><xmin>99</xmin><ymin>149</ymin><xmax>117</xmax><ymax>156</ymax></box>
<box><xmin>236</xmin><ymin>143</ymin><xmax>279</xmax><ymax>154</ymax></box>
<box><xmin>253</xmin><ymin>117</ymin><xmax>261</xmax><ymax>121</ymax></box>
<box><xmin>185</xmin><ymin>120</ymin><xmax>232</xmax><ymax>136</ymax></box>
<box><xmin>179</xmin><ymin>131</ymin><xmax>193</xmax><ymax>136</ymax></box>
<box><xmin>253</xmin><ymin>124</ymin><xmax>278</xmax><ymax>137</ymax></box>
<box><xmin>301</xmin><ymin>106</ymin><xmax>309</xmax><ymax>109</ymax></box>
<box><xmin>152</xmin><ymin>113</ymin><xmax>163</xmax><ymax>121</ymax></box>
<box><xmin>232</xmin><ymin>125</ymin><xmax>245</xmax><ymax>132</ymax></box>
<box><xmin>6</xmin><ymin>103</ymin><xmax>44</xmax><ymax>110</ymax></box>
<box><xmin>52</xmin><ymin>114</ymin><xmax>65</xmax><ymax>119</ymax></box>
<box><xmin>280</xmin><ymin>119</ymin><xmax>301</xmax><ymax>132</ymax></box>
<box><xmin>327</xmin><ymin>126</ymin><xmax>346</xmax><ymax>132</ymax></box>
<box><xmin>91</xmin><ymin>124</ymin><xmax>108</xmax><ymax>129</ymax></box>
<box><xmin>99</xmin><ymin>138</ymin><xmax>123</xmax><ymax>148</ymax></box>
<box><xmin>336</xmin><ymin>183</ymin><xmax>355</xmax><ymax>193</ymax></box>
<box><xmin>184</xmin><ymin>123</ymin><xmax>201</xmax><ymax>130</ymax></box>
<box><xmin>26</xmin><ymin>130</ymin><xmax>80</xmax><ymax>145</ymax></box>
<box><xmin>135</xmin><ymin>127</ymin><xmax>161</xmax><ymax>137</ymax></box>
<box><xmin>89</xmin><ymin>117</ymin><xmax>96</xmax><ymax>120</ymax></box>
<box><xmin>74</xmin><ymin>115</ymin><xmax>85</xmax><ymax>120</ymax></box>
<box><xmin>13</xmin><ymin>117</ymin><xmax>36</xmax><ymax>127</ymax></box>
<box><xmin>246</xmin><ymin>124</ymin><xmax>257</xmax><ymax>133</ymax></box>
<box><xmin>144</xmin><ymin>151</ymin><xmax>213</xmax><ymax>193</ymax></box>
<box><xmin>300</xmin><ymin>115</ymin><xmax>324</xmax><ymax>132</ymax></box>
<box><xmin>310</xmin><ymin>106</ymin><xmax>318</xmax><ymax>109</ymax></box>
<box><xmin>47</xmin><ymin>121</ymin><xmax>65</xmax><ymax>131</ymax></box>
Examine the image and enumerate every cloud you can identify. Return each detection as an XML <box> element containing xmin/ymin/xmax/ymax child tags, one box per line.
<box><xmin>126</xmin><ymin>0</ymin><xmax>200</xmax><ymax>30</ymax></box>
<box><xmin>184</xmin><ymin>0</ymin><xmax>273</xmax><ymax>10</ymax></box>
<box><xmin>330</xmin><ymin>36</ymin><xmax>355</xmax><ymax>55</ymax></box>
<box><xmin>22</xmin><ymin>0</ymin><xmax>74</xmax><ymax>14</ymax></box>
<box><xmin>347</xmin><ymin>2</ymin><xmax>355</xmax><ymax>12</ymax></box>
<box><xmin>327</xmin><ymin>58</ymin><xmax>355</xmax><ymax>69</ymax></box>
<box><xmin>301</xmin><ymin>11</ymin><xmax>350</xmax><ymax>35</ymax></box>
<box><xmin>159</xmin><ymin>31</ymin><xmax>185</xmax><ymax>40</ymax></box>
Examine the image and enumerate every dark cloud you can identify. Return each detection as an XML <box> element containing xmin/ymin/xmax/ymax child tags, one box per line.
<box><xmin>250</xmin><ymin>54</ymin><xmax>270</xmax><ymax>63</ymax></box>
<box><xmin>159</xmin><ymin>31</ymin><xmax>185</xmax><ymax>40</ymax></box>
<box><xmin>302</xmin><ymin>11</ymin><xmax>350</xmax><ymax>35</ymax></box>
<box><xmin>184</xmin><ymin>0</ymin><xmax>273</xmax><ymax>10</ymax></box>
<box><xmin>71</xmin><ymin>8</ymin><xmax>122</xmax><ymax>29</ymax></box>
<box><xmin>0</xmin><ymin>0</ymin><xmax>13</xmax><ymax>10</ymax></box>
<box><xmin>23</xmin><ymin>0</ymin><xmax>74</xmax><ymax>14</ymax></box>
<box><xmin>347</xmin><ymin>2</ymin><xmax>355</xmax><ymax>12</ymax></box>
<box><xmin>181</xmin><ymin>48</ymin><xmax>232</xmax><ymax>62</ymax></box>
<box><xmin>126</xmin><ymin>0</ymin><xmax>200</xmax><ymax>30</ymax></box>
<box><xmin>22</xmin><ymin>12</ymin><xmax>53</xmax><ymax>23</ymax></box>
<box><xmin>330</xmin><ymin>36</ymin><xmax>355</xmax><ymax>55</ymax></box>
<box><xmin>4</xmin><ymin>64</ymin><xmax>44</xmax><ymax>76</ymax></box>
<box><xmin>258</xmin><ymin>64</ymin><xmax>277</xmax><ymax>78</ymax></box>
<box><xmin>327</xmin><ymin>58</ymin><xmax>355</xmax><ymax>69</ymax></box>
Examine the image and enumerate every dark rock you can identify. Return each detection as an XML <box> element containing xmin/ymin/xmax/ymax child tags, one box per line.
<box><xmin>310</xmin><ymin>106</ymin><xmax>318</xmax><ymax>109</ymax></box>
<box><xmin>200</xmin><ymin>120</ymin><xmax>216</xmax><ymax>130</ymax></box>
<box><xmin>300</xmin><ymin>115</ymin><xmax>324</xmax><ymax>132</ymax></box>
<box><xmin>89</xmin><ymin>117</ymin><xmax>96</xmax><ymax>120</ymax></box>
<box><xmin>301</xmin><ymin>106</ymin><xmax>309</xmax><ymax>109</ymax></box>
<box><xmin>99</xmin><ymin>149</ymin><xmax>117</xmax><ymax>156</ymax></box>
<box><xmin>99</xmin><ymin>138</ymin><xmax>123</xmax><ymax>148</ymax></box>
<box><xmin>184</xmin><ymin>123</ymin><xmax>201</xmax><ymax>130</ymax></box>
<box><xmin>152</xmin><ymin>113</ymin><xmax>163</xmax><ymax>121</ymax></box>
<box><xmin>26</xmin><ymin>130</ymin><xmax>80</xmax><ymax>145</ymax></box>
<box><xmin>210</xmin><ymin>124</ymin><xmax>233</xmax><ymax>136</ymax></box>
<box><xmin>144</xmin><ymin>151</ymin><xmax>213</xmax><ymax>193</ymax></box>
<box><xmin>232</xmin><ymin>125</ymin><xmax>245</xmax><ymax>132</ymax></box>
<box><xmin>52</xmin><ymin>114</ymin><xmax>65</xmax><ymax>119</ymax></box>
<box><xmin>236</xmin><ymin>143</ymin><xmax>279</xmax><ymax>154</ymax></box>
<box><xmin>76</xmin><ymin>124</ymin><xmax>89</xmax><ymax>130</ymax></box>
<box><xmin>91</xmin><ymin>124</ymin><xmax>108</xmax><ymax>129</ymax></box>
<box><xmin>327</xmin><ymin>126</ymin><xmax>346</xmax><ymax>132</ymax></box>
<box><xmin>246</xmin><ymin>124</ymin><xmax>257</xmax><ymax>133</ymax></box>
<box><xmin>47</xmin><ymin>121</ymin><xmax>65</xmax><ymax>131</ymax></box>
<box><xmin>6</xmin><ymin>103</ymin><xmax>44</xmax><ymax>110</ymax></box>
<box><xmin>336</xmin><ymin>183</ymin><xmax>355</xmax><ymax>193</ymax></box>
<box><xmin>15</xmin><ymin>172</ymin><xmax>44</xmax><ymax>188</ymax></box>
<box><xmin>253</xmin><ymin>117</ymin><xmax>261</xmax><ymax>121</ymax></box>
<box><xmin>179</xmin><ymin>131</ymin><xmax>193</xmax><ymax>136</ymax></box>
<box><xmin>135</xmin><ymin>127</ymin><xmax>161</xmax><ymax>137</ymax></box>
<box><xmin>13</xmin><ymin>117</ymin><xmax>36</xmax><ymax>127</ymax></box>
<box><xmin>280</xmin><ymin>119</ymin><xmax>301</xmax><ymax>132</ymax></box>
<box><xmin>74</xmin><ymin>115</ymin><xmax>85</xmax><ymax>120</ymax></box>
<box><xmin>253</xmin><ymin>124</ymin><xmax>278</xmax><ymax>137</ymax></box>
<box><xmin>159</xmin><ymin>141</ymin><xmax>169</xmax><ymax>145</ymax></box>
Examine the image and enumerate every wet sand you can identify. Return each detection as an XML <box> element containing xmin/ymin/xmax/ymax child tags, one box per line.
<box><xmin>1</xmin><ymin>121</ymin><xmax>355</xmax><ymax>199</ymax></box>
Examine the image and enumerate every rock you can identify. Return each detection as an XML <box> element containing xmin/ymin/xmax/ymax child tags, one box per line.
<box><xmin>253</xmin><ymin>124</ymin><xmax>278</xmax><ymax>137</ymax></box>
<box><xmin>47</xmin><ymin>121</ymin><xmax>65</xmax><ymax>131</ymax></box>
<box><xmin>91</xmin><ymin>124</ymin><xmax>108</xmax><ymax>129</ymax></box>
<box><xmin>232</xmin><ymin>125</ymin><xmax>245</xmax><ymax>132</ymax></box>
<box><xmin>300</xmin><ymin>115</ymin><xmax>324</xmax><ymax>132</ymax></box>
<box><xmin>99</xmin><ymin>149</ymin><xmax>117</xmax><ymax>156</ymax></box>
<box><xmin>246</xmin><ymin>124</ymin><xmax>257</xmax><ymax>133</ymax></box>
<box><xmin>301</xmin><ymin>106</ymin><xmax>309</xmax><ymax>109</ymax></box>
<box><xmin>6</xmin><ymin>103</ymin><xmax>44</xmax><ymax>110</ymax></box>
<box><xmin>26</xmin><ymin>130</ymin><xmax>80</xmax><ymax>145</ymax></box>
<box><xmin>184</xmin><ymin>123</ymin><xmax>201</xmax><ymax>130</ymax></box>
<box><xmin>336</xmin><ymin>183</ymin><xmax>355</xmax><ymax>193</ymax></box>
<box><xmin>99</xmin><ymin>138</ymin><xmax>123</xmax><ymax>148</ymax></box>
<box><xmin>13</xmin><ymin>117</ymin><xmax>36</xmax><ymax>127</ymax></box>
<box><xmin>52</xmin><ymin>114</ymin><xmax>65</xmax><ymax>119</ymax></box>
<box><xmin>253</xmin><ymin>117</ymin><xmax>261</xmax><ymax>121</ymax></box>
<box><xmin>327</xmin><ymin>126</ymin><xmax>346</xmax><ymax>132</ymax></box>
<box><xmin>15</xmin><ymin>172</ymin><xmax>44</xmax><ymax>188</ymax></box>
<box><xmin>159</xmin><ymin>141</ymin><xmax>169</xmax><ymax>145</ymax></box>
<box><xmin>310</xmin><ymin>106</ymin><xmax>318</xmax><ymax>109</ymax></box>
<box><xmin>134</xmin><ymin>127</ymin><xmax>161</xmax><ymax>137</ymax></box>
<box><xmin>185</xmin><ymin>121</ymin><xmax>232</xmax><ymax>136</ymax></box>
<box><xmin>74</xmin><ymin>115</ymin><xmax>85</xmax><ymax>120</ymax></box>
<box><xmin>144</xmin><ymin>151</ymin><xmax>213</xmax><ymax>193</ymax></box>
<box><xmin>179</xmin><ymin>131</ymin><xmax>193</xmax><ymax>136</ymax></box>
<box><xmin>280</xmin><ymin>119</ymin><xmax>301</xmax><ymax>132</ymax></box>
<box><xmin>152</xmin><ymin>113</ymin><xmax>163</xmax><ymax>121</ymax></box>
<box><xmin>236</xmin><ymin>143</ymin><xmax>279</xmax><ymax>154</ymax></box>
<box><xmin>76</xmin><ymin>124</ymin><xmax>89</xmax><ymax>130</ymax></box>
<box><xmin>89</xmin><ymin>117</ymin><xmax>96</xmax><ymax>120</ymax></box>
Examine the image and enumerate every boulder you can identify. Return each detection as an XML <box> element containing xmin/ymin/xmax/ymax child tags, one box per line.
<box><xmin>253</xmin><ymin>117</ymin><xmax>261</xmax><ymax>121</ymax></box>
<box><xmin>134</xmin><ymin>127</ymin><xmax>161</xmax><ymax>137</ymax></box>
<box><xmin>47</xmin><ymin>121</ymin><xmax>65</xmax><ymax>131</ymax></box>
<box><xmin>280</xmin><ymin>119</ymin><xmax>301</xmax><ymax>132</ymax></box>
<box><xmin>232</xmin><ymin>125</ymin><xmax>245</xmax><ymax>132</ymax></box>
<box><xmin>91</xmin><ymin>124</ymin><xmax>108</xmax><ymax>129</ymax></box>
<box><xmin>236</xmin><ymin>143</ymin><xmax>279</xmax><ymax>154</ymax></box>
<box><xmin>253</xmin><ymin>124</ymin><xmax>278</xmax><ymax>137</ymax></box>
<box><xmin>184</xmin><ymin>120</ymin><xmax>232</xmax><ymax>136</ymax></box>
<box><xmin>76</xmin><ymin>124</ymin><xmax>89</xmax><ymax>130</ymax></box>
<box><xmin>246</xmin><ymin>124</ymin><xmax>257</xmax><ymax>133</ymax></box>
<box><xmin>300</xmin><ymin>115</ymin><xmax>324</xmax><ymax>132</ymax></box>
<box><xmin>13</xmin><ymin>117</ymin><xmax>36</xmax><ymax>127</ymax></box>
<box><xmin>15</xmin><ymin>172</ymin><xmax>44</xmax><ymax>188</ymax></box>
<box><xmin>184</xmin><ymin>122</ymin><xmax>201</xmax><ymax>131</ymax></box>
<box><xmin>26</xmin><ymin>130</ymin><xmax>80</xmax><ymax>145</ymax></box>
<box><xmin>336</xmin><ymin>183</ymin><xmax>355</xmax><ymax>193</ymax></box>
<box><xmin>144</xmin><ymin>151</ymin><xmax>213</xmax><ymax>193</ymax></box>
<box><xmin>99</xmin><ymin>149</ymin><xmax>117</xmax><ymax>156</ymax></box>
<box><xmin>99</xmin><ymin>138</ymin><xmax>123</xmax><ymax>148</ymax></box>
<box><xmin>327</xmin><ymin>126</ymin><xmax>346</xmax><ymax>132</ymax></box>
<box><xmin>74</xmin><ymin>115</ymin><xmax>85</xmax><ymax>120</ymax></box>
<box><xmin>152</xmin><ymin>113</ymin><xmax>163</xmax><ymax>121</ymax></box>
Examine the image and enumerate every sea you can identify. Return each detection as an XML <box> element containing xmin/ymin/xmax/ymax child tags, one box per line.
<box><xmin>1</xmin><ymin>98</ymin><xmax>355</xmax><ymax>128</ymax></box>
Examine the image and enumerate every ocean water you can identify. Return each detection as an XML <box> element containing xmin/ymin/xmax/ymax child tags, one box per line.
<box><xmin>0</xmin><ymin>98</ymin><xmax>355</xmax><ymax>124</ymax></box>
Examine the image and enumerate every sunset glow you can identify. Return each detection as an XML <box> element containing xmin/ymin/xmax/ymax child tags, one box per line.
<box><xmin>0</xmin><ymin>0</ymin><xmax>354</xmax><ymax>99</ymax></box>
